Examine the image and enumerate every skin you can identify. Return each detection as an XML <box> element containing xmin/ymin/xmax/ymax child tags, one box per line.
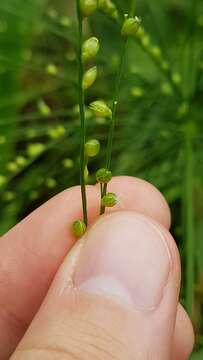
<box><xmin>0</xmin><ymin>176</ymin><xmax>194</xmax><ymax>359</ymax></box>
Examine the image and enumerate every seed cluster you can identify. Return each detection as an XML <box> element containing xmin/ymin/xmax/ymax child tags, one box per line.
<box><xmin>73</xmin><ymin>0</ymin><xmax>141</xmax><ymax>238</ymax></box>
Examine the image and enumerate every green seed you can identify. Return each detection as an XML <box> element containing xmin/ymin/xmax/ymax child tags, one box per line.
<box><xmin>150</xmin><ymin>46</ymin><xmax>162</xmax><ymax>59</ymax></box>
<box><xmin>172</xmin><ymin>72</ymin><xmax>182</xmax><ymax>85</ymax></box>
<box><xmin>82</xmin><ymin>66</ymin><xmax>97</xmax><ymax>90</ymax></box>
<box><xmin>37</xmin><ymin>99</ymin><xmax>51</xmax><ymax>117</ymax></box>
<box><xmin>101</xmin><ymin>192</ymin><xmax>117</xmax><ymax>207</ymax></box>
<box><xmin>84</xmin><ymin>165</ymin><xmax>89</xmax><ymax>181</ymax></box>
<box><xmin>96</xmin><ymin>168</ymin><xmax>112</xmax><ymax>183</ymax></box>
<box><xmin>62</xmin><ymin>158</ymin><xmax>74</xmax><ymax>169</ymax></box>
<box><xmin>141</xmin><ymin>35</ymin><xmax>150</xmax><ymax>47</ymax></box>
<box><xmin>136</xmin><ymin>26</ymin><xmax>145</xmax><ymax>39</ymax></box>
<box><xmin>98</xmin><ymin>0</ymin><xmax>119</xmax><ymax>20</ymax></box>
<box><xmin>0</xmin><ymin>175</ymin><xmax>6</xmax><ymax>187</ymax></box>
<box><xmin>80</xmin><ymin>0</ymin><xmax>97</xmax><ymax>18</ymax></box>
<box><xmin>82</xmin><ymin>37</ymin><xmax>100</xmax><ymax>63</ymax></box>
<box><xmin>89</xmin><ymin>100</ymin><xmax>112</xmax><ymax>118</ymax></box>
<box><xmin>59</xmin><ymin>16</ymin><xmax>72</xmax><ymax>28</ymax></box>
<box><xmin>85</xmin><ymin>139</ymin><xmax>100</xmax><ymax>157</ymax></box>
<box><xmin>121</xmin><ymin>16</ymin><xmax>141</xmax><ymax>37</ymax></box>
<box><xmin>27</xmin><ymin>143</ymin><xmax>45</xmax><ymax>158</ymax></box>
<box><xmin>0</xmin><ymin>136</ymin><xmax>6</xmax><ymax>145</ymax></box>
<box><xmin>7</xmin><ymin>162</ymin><xmax>18</xmax><ymax>172</ymax></box>
<box><xmin>47</xmin><ymin>125</ymin><xmax>65</xmax><ymax>139</ymax></box>
<box><xmin>29</xmin><ymin>190</ymin><xmax>39</xmax><ymax>200</ymax></box>
<box><xmin>15</xmin><ymin>156</ymin><xmax>27</xmax><ymax>167</ymax></box>
<box><xmin>46</xmin><ymin>64</ymin><xmax>58</xmax><ymax>75</ymax></box>
<box><xmin>72</xmin><ymin>220</ymin><xmax>87</xmax><ymax>237</ymax></box>
<box><xmin>131</xmin><ymin>86</ymin><xmax>144</xmax><ymax>98</ymax></box>
<box><xmin>3</xmin><ymin>191</ymin><xmax>16</xmax><ymax>202</ymax></box>
<box><xmin>46</xmin><ymin>178</ymin><xmax>57</xmax><ymax>189</ymax></box>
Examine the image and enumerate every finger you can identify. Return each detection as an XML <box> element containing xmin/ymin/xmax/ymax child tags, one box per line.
<box><xmin>104</xmin><ymin>176</ymin><xmax>171</xmax><ymax>229</ymax></box>
<box><xmin>12</xmin><ymin>211</ymin><xmax>185</xmax><ymax>360</ymax></box>
<box><xmin>0</xmin><ymin>176</ymin><xmax>171</xmax><ymax>357</ymax></box>
<box><xmin>172</xmin><ymin>304</ymin><xmax>194</xmax><ymax>360</ymax></box>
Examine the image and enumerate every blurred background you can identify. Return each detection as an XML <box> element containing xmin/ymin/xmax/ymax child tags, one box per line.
<box><xmin>0</xmin><ymin>0</ymin><xmax>202</xmax><ymax>357</ymax></box>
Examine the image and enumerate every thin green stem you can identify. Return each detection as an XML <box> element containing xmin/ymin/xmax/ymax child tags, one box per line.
<box><xmin>100</xmin><ymin>38</ymin><xmax>127</xmax><ymax>214</ymax></box>
<box><xmin>76</xmin><ymin>0</ymin><xmax>88</xmax><ymax>226</ymax></box>
<box><xmin>107</xmin><ymin>39</ymin><xmax>127</xmax><ymax>170</ymax></box>
<box><xmin>100</xmin><ymin>182</ymin><xmax>103</xmax><ymax>203</ymax></box>
<box><xmin>130</xmin><ymin>0</ymin><xmax>136</xmax><ymax>17</ymax></box>
<box><xmin>112</xmin><ymin>5</ymin><xmax>182</xmax><ymax>100</ymax></box>
<box><xmin>197</xmin><ymin>335</ymin><xmax>203</xmax><ymax>346</ymax></box>
<box><xmin>135</xmin><ymin>38</ymin><xmax>182</xmax><ymax>100</ymax></box>
<box><xmin>184</xmin><ymin>127</ymin><xmax>195</xmax><ymax>317</ymax></box>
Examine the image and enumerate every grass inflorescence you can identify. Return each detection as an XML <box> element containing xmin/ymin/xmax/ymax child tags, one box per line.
<box><xmin>73</xmin><ymin>0</ymin><xmax>141</xmax><ymax>234</ymax></box>
<box><xmin>0</xmin><ymin>0</ymin><xmax>203</xmax><ymax>355</ymax></box>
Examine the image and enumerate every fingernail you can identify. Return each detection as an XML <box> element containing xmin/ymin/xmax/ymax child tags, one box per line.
<box><xmin>74</xmin><ymin>212</ymin><xmax>172</xmax><ymax>310</ymax></box>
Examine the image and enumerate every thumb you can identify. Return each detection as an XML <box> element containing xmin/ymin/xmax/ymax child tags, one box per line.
<box><xmin>12</xmin><ymin>211</ymin><xmax>181</xmax><ymax>360</ymax></box>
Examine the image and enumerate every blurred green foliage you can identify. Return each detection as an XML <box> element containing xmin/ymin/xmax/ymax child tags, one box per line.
<box><xmin>0</xmin><ymin>0</ymin><xmax>203</xmax><ymax>356</ymax></box>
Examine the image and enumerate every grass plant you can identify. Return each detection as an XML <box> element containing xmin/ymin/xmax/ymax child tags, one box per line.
<box><xmin>0</xmin><ymin>0</ymin><xmax>203</xmax><ymax>356</ymax></box>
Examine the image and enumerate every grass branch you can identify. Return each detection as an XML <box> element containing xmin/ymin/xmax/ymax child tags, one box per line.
<box><xmin>100</xmin><ymin>38</ymin><xmax>127</xmax><ymax>214</ymax></box>
<box><xmin>76</xmin><ymin>0</ymin><xmax>88</xmax><ymax>226</ymax></box>
<box><xmin>184</xmin><ymin>126</ymin><xmax>195</xmax><ymax>317</ymax></box>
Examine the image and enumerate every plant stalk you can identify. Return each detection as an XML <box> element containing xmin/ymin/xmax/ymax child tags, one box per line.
<box><xmin>76</xmin><ymin>0</ymin><xmax>88</xmax><ymax>226</ymax></box>
<box><xmin>130</xmin><ymin>0</ymin><xmax>136</xmax><ymax>17</ymax></box>
<box><xmin>185</xmin><ymin>127</ymin><xmax>195</xmax><ymax>317</ymax></box>
<box><xmin>100</xmin><ymin>38</ymin><xmax>127</xmax><ymax>214</ymax></box>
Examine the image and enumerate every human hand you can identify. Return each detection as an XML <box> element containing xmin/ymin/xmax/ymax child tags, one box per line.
<box><xmin>0</xmin><ymin>177</ymin><xmax>194</xmax><ymax>359</ymax></box>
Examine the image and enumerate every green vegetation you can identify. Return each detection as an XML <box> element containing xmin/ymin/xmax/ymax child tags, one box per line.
<box><xmin>0</xmin><ymin>0</ymin><xmax>202</xmax><ymax>356</ymax></box>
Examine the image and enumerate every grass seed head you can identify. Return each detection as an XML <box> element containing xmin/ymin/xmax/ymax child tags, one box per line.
<box><xmin>98</xmin><ymin>0</ymin><xmax>119</xmax><ymax>20</ymax></box>
<box><xmin>96</xmin><ymin>168</ymin><xmax>112</xmax><ymax>183</ymax></box>
<box><xmin>101</xmin><ymin>192</ymin><xmax>117</xmax><ymax>207</ymax></box>
<box><xmin>85</xmin><ymin>139</ymin><xmax>100</xmax><ymax>157</ymax></box>
<box><xmin>82</xmin><ymin>66</ymin><xmax>97</xmax><ymax>90</ymax></box>
<box><xmin>89</xmin><ymin>100</ymin><xmax>112</xmax><ymax>118</ymax></box>
<box><xmin>80</xmin><ymin>0</ymin><xmax>98</xmax><ymax>18</ymax></box>
<box><xmin>72</xmin><ymin>219</ymin><xmax>87</xmax><ymax>237</ymax></box>
<box><xmin>121</xmin><ymin>16</ymin><xmax>141</xmax><ymax>37</ymax></box>
<box><xmin>82</xmin><ymin>37</ymin><xmax>100</xmax><ymax>63</ymax></box>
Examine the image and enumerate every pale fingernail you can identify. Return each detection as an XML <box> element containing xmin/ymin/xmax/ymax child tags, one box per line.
<box><xmin>74</xmin><ymin>212</ymin><xmax>172</xmax><ymax>310</ymax></box>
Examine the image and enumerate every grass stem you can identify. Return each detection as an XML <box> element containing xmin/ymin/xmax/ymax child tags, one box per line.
<box><xmin>76</xmin><ymin>0</ymin><xmax>88</xmax><ymax>226</ymax></box>
<box><xmin>100</xmin><ymin>38</ymin><xmax>127</xmax><ymax>214</ymax></box>
<box><xmin>185</xmin><ymin>127</ymin><xmax>195</xmax><ymax>317</ymax></box>
<box><xmin>130</xmin><ymin>0</ymin><xmax>136</xmax><ymax>17</ymax></box>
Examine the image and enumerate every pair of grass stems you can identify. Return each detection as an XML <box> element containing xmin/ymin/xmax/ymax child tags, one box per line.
<box><xmin>74</xmin><ymin>0</ymin><xmax>141</xmax><ymax>236</ymax></box>
<box><xmin>75</xmin><ymin>0</ymin><xmax>195</xmax><ymax>321</ymax></box>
